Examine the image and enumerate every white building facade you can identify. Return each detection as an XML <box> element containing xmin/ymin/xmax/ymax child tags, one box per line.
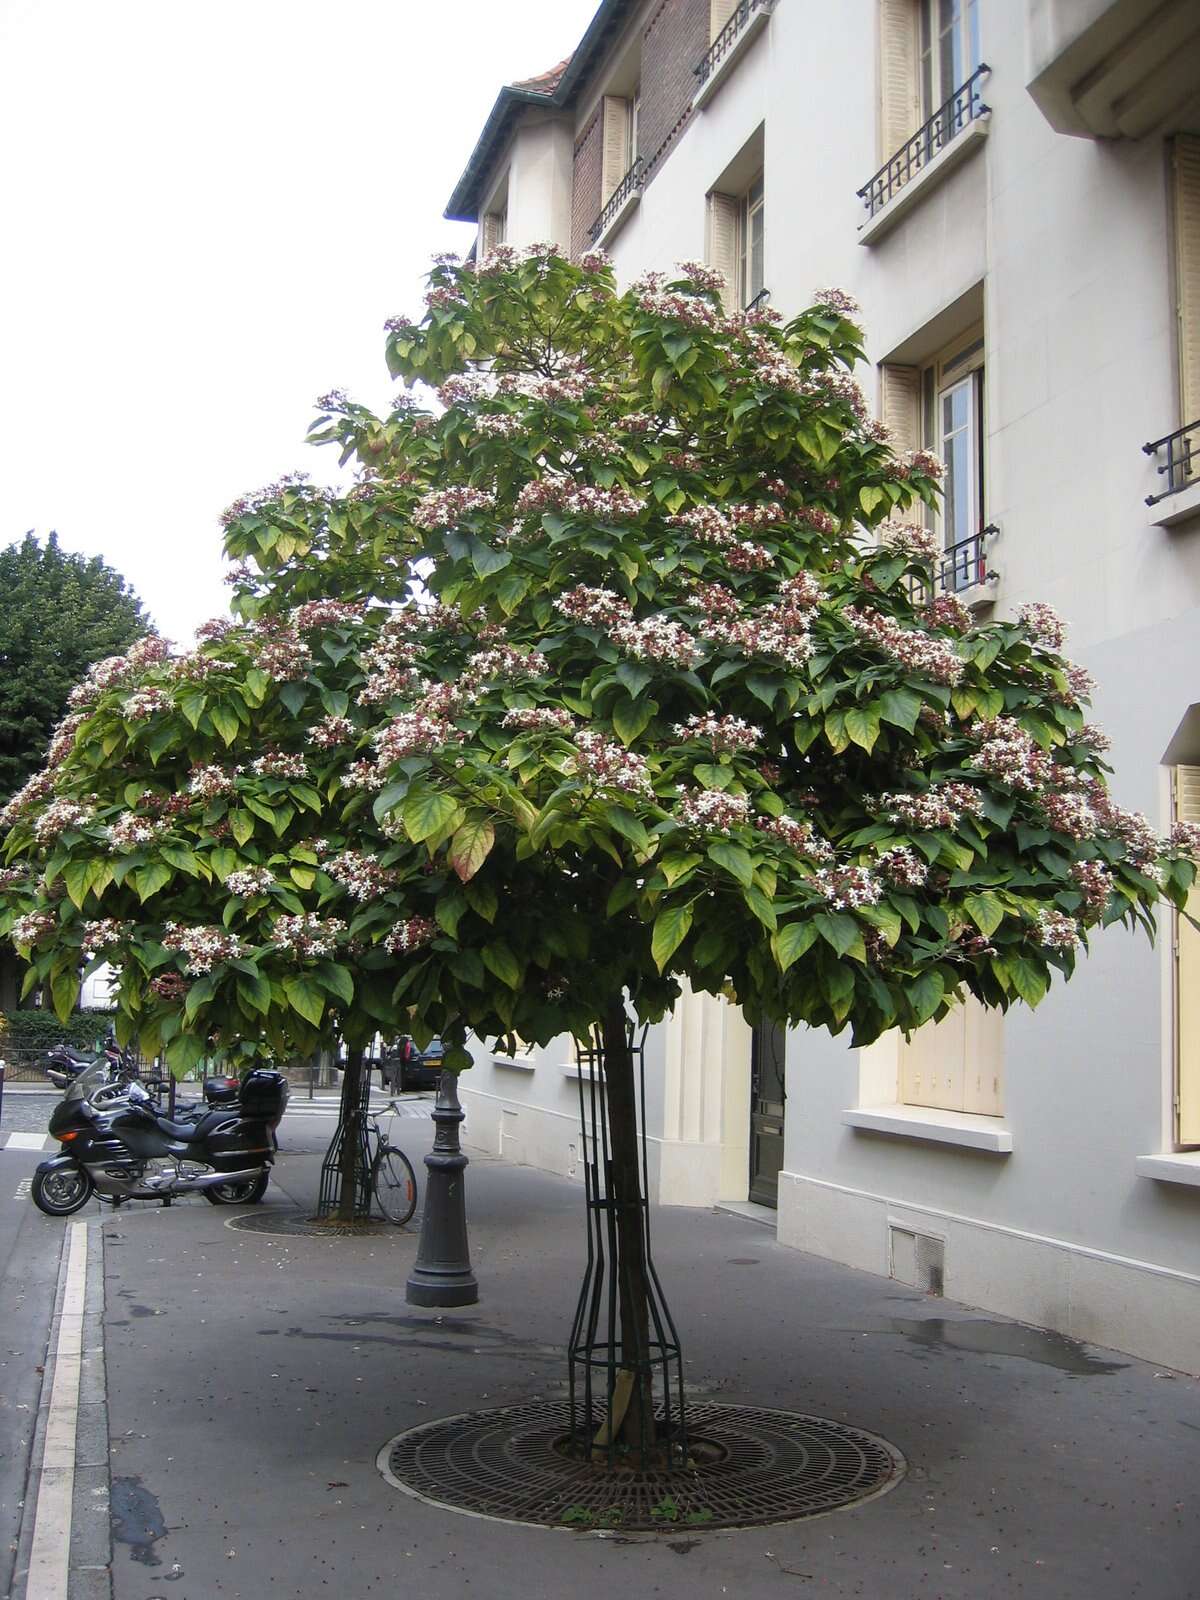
<box><xmin>444</xmin><ymin>0</ymin><xmax>1200</xmax><ymax>1373</ymax></box>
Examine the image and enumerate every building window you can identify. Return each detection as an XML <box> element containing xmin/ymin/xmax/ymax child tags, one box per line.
<box><xmin>900</xmin><ymin>995</ymin><xmax>1004</xmax><ymax>1116</ymax></box>
<box><xmin>739</xmin><ymin>175</ymin><xmax>765</xmax><ymax>307</ymax></box>
<box><xmin>481</xmin><ymin>206</ymin><xmax>507</xmax><ymax>254</ymax></box>
<box><xmin>918</xmin><ymin>0</ymin><xmax>981</xmax><ymax>122</ymax></box>
<box><xmin>1174</xmin><ymin>764</ymin><xmax>1200</xmax><ymax>1147</ymax></box>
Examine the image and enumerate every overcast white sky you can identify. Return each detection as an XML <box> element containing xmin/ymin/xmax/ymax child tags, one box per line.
<box><xmin>0</xmin><ymin>0</ymin><xmax>598</xmax><ymax>642</ymax></box>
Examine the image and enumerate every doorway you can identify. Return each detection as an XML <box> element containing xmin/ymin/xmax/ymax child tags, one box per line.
<box><xmin>749</xmin><ymin>1019</ymin><xmax>786</xmax><ymax>1207</ymax></box>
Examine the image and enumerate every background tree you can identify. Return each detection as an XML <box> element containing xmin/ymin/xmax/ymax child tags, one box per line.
<box><xmin>0</xmin><ymin>532</ymin><xmax>147</xmax><ymax>1009</ymax></box>
<box><xmin>3</xmin><ymin>248</ymin><xmax>1196</xmax><ymax>1452</ymax></box>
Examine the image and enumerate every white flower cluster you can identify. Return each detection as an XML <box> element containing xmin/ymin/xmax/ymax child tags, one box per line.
<box><xmin>875</xmin><ymin>845</ymin><xmax>928</xmax><ymax>887</ymax></box>
<box><xmin>968</xmin><ymin>718</ymin><xmax>1053</xmax><ymax>793</ymax></box>
<box><xmin>877</xmin><ymin>520</ymin><xmax>941</xmax><ymax>565</ymax></box>
<box><xmin>1016</xmin><ymin>602</ymin><xmax>1067</xmax><ymax>652</ymax></box>
<box><xmin>755</xmin><ymin>815</ymin><xmax>834</xmax><ymax>860</ymax></box>
<box><xmin>252</xmin><ymin>751</ymin><xmax>308</xmax><ymax>780</ymax></box>
<box><xmin>1067</xmin><ymin>723</ymin><xmax>1112</xmax><ymax>754</ymax></box>
<box><xmin>45</xmin><ymin>713</ymin><xmax>86</xmax><ymax>769</ymax></box>
<box><xmin>189</xmin><ymin>765</ymin><xmax>236</xmax><ymax>799</ymax></box>
<box><xmin>11</xmin><ymin>910</ymin><xmax>56</xmax><ymax>946</ymax></box>
<box><xmin>675</xmin><ymin>787</ymin><xmax>751</xmax><ymax>835</ymax></box>
<box><xmin>921</xmin><ymin>594</ymin><xmax>973</xmax><ymax>633</ymax></box>
<box><xmin>673</xmin><ymin>713</ymin><xmax>762</xmax><ymax>752</ymax></box>
<box><xmin>635</xmin><ymin>286</ymin><xmax>723</xmax><ymax>330</ymax></box>
<box><xmin>340</xmin><ymin>760</ymin><xmax>386</xmax><ymax>791</ymax></box>
<box><xmin>843</xmin><ymin>607</ymin><xmax>964</xmax><ymax>685</ymax></box>
<box><xmin>383</xmin><ymin>915</ymin><xmax>438</xmax><ymax>954</ymax></box>
<box><xmin>1036</xmin><ymin>910</ymin><xmax>1080</xmax><ymax>950</ymax></box>
<box><xmin>326</xmin><ymin>851</ymin><xmax>394</xmax><ymax>901</ymax></box>
<box><xmin>0</xmin><ymin>770</ymin><xmax>54</xmax><ymax>828</ymax></box>
<box><xmin>1039</xmin><ymin>790</ymin><xmax>1098</xmax><ymax>840</ymax></box>
<box><xmin>67</xmin><ymin>654</ymin><xmax>134</xmax><ymax>709</ymax></box>
<box><xmin>811</xmin><ymin>287</ymin><xmax>861</xmax><ymax>318</ymax></box>
<box><xmin>500</xmin><ymin>707</ymin><xmax>574</xmax><ymax>734</ymax></box>
<box><xmin>464</xmin><ymin>644</ymin><xmax>549</xmax><ymax>685</ymax></box>
<box><xmin>411</xmin><ymin>485</ymin><xmax>497</xmax><ymax>531</ymax></box>
<box><xmin>226</xmin><ymin>867</ymin><xmax>275</xmax><ymax>897</ymax></box>
<box><xmin>676</xmin><ymin>260</ymin><xmax>727</xmax><ymax>294</ymax></box>
<box><xmin>1071</xmin><ymin>859</ymin><xmax>1114</xmax><ymax>914</ymax></box>
<box><xmin>107</xmin><ymin>812</ymin><xmax>169</xmax><ymax>851</ymax></box>
<box><xmin>553</xmin><ymin>586</ymin><xmax>632</xmax><ymax>628</ymax></box>
<box><xmin>725</xmin><ymin>540</ymin><xmax>774</xmax><ymax>572</ymax></box>
<box><xmin>572</xmin><ymin>730</ymin><xmax>654</xmax><ymax>797</ymax></box>
<box><xmin>356</xmin><ymin>631</ymin><xmax>422</xmax><ymax>706</ymax></box>
<box><xmin>874</xmin><ymin>783</ymin><xmax>985</xmax><ymax>831</ymax></box>
<box><xmin>1169</xmin><ymin>820</ymin><xmax>1200</xmax><ymax>855</ymax></box>
<box><xmin>515</xmin><ymin>477</ymin><xmax>646</xmax><ymax>522</ymax></box>
<box><xmin>884</xmin><ymin>448</ymin><xmax>946</xmax><ymax>482</ymax></box>
<box><xmin>437</xmin><ymin>373</ymin><xmax>491</xmax><ymax>408</ymax></box>
<box><xmin>79</xmin><ymin>919</ymin><xmax>133</xmax><ymax>958</ymax></box>
<box><xmin>1065</xmin><ymin>664</ymin><xmax>1095</xmax><ymax>700</ymax></box>
<box><xmin>307</xmin><ymin>714</ymin><xmax>356</xmax><ymax>748</ymax></box>
<box><xmin>162</xmin><ymin>923</ymin><xmax>242</xmax><ymax>974</ymax></box>
<box><xmin>289</xmin><ymin>599</ymin><xmax>364</xmax><ymax>632</ymax></box>
<box><xmin>32</xmin><ymin>799</ymin><xmax>93</xmax><ymax>842</ymax></box>
<box><xmin>271</xmin><ymin>913</ymin><xmax>345</xmax><ymax>958</ymax></box>
<box><xmin>253</xmin><ymin>631</ymin><xmax>312</xmax><ymax>683</ymax></box>
<box><xmin>809</xmin><ymin>864</ymin><xmax>883</xmax><ymax>909</ymax></box>
<box><xmin>373</xmin><ymin>712</ymin><xmax>467</xmax><ymax>767</ymax></box>
<box><xmin>801</xmin><ymin>368</ymin><xmax>868</xmax><ymax>420</ymax></box>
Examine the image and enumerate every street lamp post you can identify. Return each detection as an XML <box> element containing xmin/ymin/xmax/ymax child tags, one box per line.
<box><xmin>405</xmin><ymin>1070</ymin><xmax>479</xmax><ymax>1307</ymax></box>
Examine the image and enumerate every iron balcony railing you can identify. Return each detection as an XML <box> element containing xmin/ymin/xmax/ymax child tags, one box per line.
<box><xmin>588</xmin><ymin>156</ymin><xmax>644</xmax><ymax>245</ymax></box>
<box><xmin>744</xmin><ymin>286</ymin><xmax>770</xmax><ymax>313</ymax></box>
<box><xmin>907</xmin><ymin>525</ymin><xmax>999</xmax><ymax>601</ymax></box>
<box><xmin>858</xmin><ymin>64</ymin><xmax>990</xmax><ymax>219</ymax></box>
<box><xmin>694</xmin><ymin>0</ymin><xmax>772</xmax><ymax>88</ymax></box>
<box><xmin>1143</xmin><ymin>420</ymin><xmax>1199</xmax><ymax>505</ymax></box>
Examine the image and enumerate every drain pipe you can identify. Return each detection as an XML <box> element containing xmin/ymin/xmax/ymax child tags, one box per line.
<box><xmin>406</xmin><ymin>1070</ymin><xmax>479</xmax><ymax>1307</ymax></box>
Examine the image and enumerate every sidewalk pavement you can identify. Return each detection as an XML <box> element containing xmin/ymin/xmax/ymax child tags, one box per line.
<box><xmin>35</xmin><ymin>1144</ymin><xmax>1200</xmax><ymax>1599</ymax></box>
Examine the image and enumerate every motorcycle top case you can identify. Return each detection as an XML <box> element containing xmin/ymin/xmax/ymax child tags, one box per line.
<box><xmin>202</xmin><ymin>1076</ymin><xmax>241</xmax><ymax>1106</ymax></box>
<box><xmin>238</xmin><ymin>1069</ymin><xmax>288</xmax><ymax>1123</ymax></box>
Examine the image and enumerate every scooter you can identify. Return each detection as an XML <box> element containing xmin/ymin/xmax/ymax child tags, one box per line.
<box><xmin>31</xmin><ymin>1066</ymin><xmax>288</xmax><ymax>1216</ymax></box>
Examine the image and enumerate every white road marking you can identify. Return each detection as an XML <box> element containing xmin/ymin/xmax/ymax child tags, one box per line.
<box><xmin>4</xmin><ymin>1132</ymin><xmax>51</xmax><ymax>1150</ymax></box>
<box><xmin>13</xmin><ymin>1178</ymin><xmax>32</xmax><ymax>1201</ymax></box>
<box><xmin>25</xmin><ymin>1220</ymin><xmax>89</xmax><ymax>1600</ymax></box>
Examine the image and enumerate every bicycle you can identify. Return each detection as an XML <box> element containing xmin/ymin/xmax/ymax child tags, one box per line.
<box><xmin>365</xmin><ymin>1099</ymin><xmax>419</xmax><ymax>1225</ymax></box>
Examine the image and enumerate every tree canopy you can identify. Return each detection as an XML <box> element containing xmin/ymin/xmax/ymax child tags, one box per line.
<box><xmin>1</xmin><ymin>246</ymin><xmax>1196</xmax><ymax>1072</ymax></box>
<box><xmin>0</xmin><ymin>532</ymin><xmax>148</xmax><ymax>802</ymax></box>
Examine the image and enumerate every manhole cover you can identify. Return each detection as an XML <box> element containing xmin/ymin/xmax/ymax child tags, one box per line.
<box><xmin>378</xmin><ymin>1399</ymin><xmax>904</xmax><ymax>1530</ymax></box>
<box><xmin>226</xmin><ymin>1212</ymin><xmax>415</xmax><ymax>1239</ymax></box>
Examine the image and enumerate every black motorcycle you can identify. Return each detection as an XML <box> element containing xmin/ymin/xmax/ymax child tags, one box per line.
<box><xmin>31</xmin><ymin>1066</ymin><xmax>288</xmax><ymax>1216</ymax></box>
<box><xmin>44</xmin><ymin>1034</ymin><xmax>128</xmax><ymax>1093</ymax></box>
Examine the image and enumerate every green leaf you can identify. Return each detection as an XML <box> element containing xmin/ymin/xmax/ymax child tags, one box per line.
<box><xmin>283</xmin><ymin>974</ymin><xmax>326</xmax><ymax>1027</ymax></box>
<box><xmin>236</xmin><ymin>971</ymin><xmax>272</xmax><ymax>1016</ymax></box>
<box><xmin>652</xmin><ymin>903</ymin><xmax>694</xmax><ymax>971</ymax></box>
<box><xmin>230</xmin><ymin>812</ymin><xmax>255</xmax><ymax>848</ymax></box>
<box><xmin>1007</xmin><ymin>955</ymin><xmax>1048</xmax><ymax>1007</ymax></box>
<box><xmin>51</xmin><ymin>966</ymin><xmax>78</xmax><ymax>1024</ymax></box>
<box><xmin>772</xmin><ymin>921</ymin><xmax>818</xmax><ymax>973</ymax></box>
<box><xmin>659</xmin><ymin>851</ymin><xmax>702</xmax><ymax>888</ymax></box>
<box><xmin>746</xmin><ymin>673</ymin><xmax>778</xmax><ymax>709</ymax></box>
<box><xmin>615</xmin><ymin>660</ymin><xmax>652</xmax><ymax>699</ymax></box>
<box><xmin>165</xmin><ymin>1033</ymin><xmax>207</xmax><ymax>1076</ymax></box>
<box><xmin>612</xmin><ymin>695</ymin><xmax>654</xmax><ymax>746</ymax></box>
<box><xmin>877</xmin><ymin>687</ymin><xmax>921</xmax><ymax>733</ymax></box>
<box><xmin>707</xmin><ymin>840</ymin><xmax>754</xmax><ymax>887</ymax></box>
<box><xmin>482</xmin><ymin>940</ymin><xmax>521</xmax><ymax>990</ymax></box>
<box><xmin>607</xmin><ymin>806</ymin><xmax>652</xmax><ymax>855</ymax></box>
<box><xmin>464</xmin><ymin>878</ymin><xmax>498</xmax><ymax>923</ymax></box>
<box><xmin>470</xmin><ymin>537</ymin><xmax>511</xmax><ymax>578</ymax></box>
<box><xmin>403</xmin><ymin>789</ymin><xmax>459</xmax><ymax>843</ymax></box>
<box><xmin>133</xmin><ymin>862</ymin><xmax>172</xmax><ymax>901</ymax></box>
<box><xmin>184</xmin><ymin>974</ymin><xmax>217</xmax><ymax>1022</ymax></box>
<box><xmin>244</xmin><ymin>669</ymin><xmax>270</xmax><ymax>707</ymax></box>
<box><xmin>963</xmin><ymin>891</ymin><xmax>1004</xmax><ymax>938</ymax></box>
<box><xmin>279</xmin><ymin>682</ymin><xmax>308</xmax><ymax>718</ymax></box>
<box><xmin>844</xmin><ymin>706</ymin><xmax>880</xmax><ymax>752</ymax></box>
<box><xmin>63</xmin><ymin>859</ymin><xmax>92</xmax><ymax>910</ymax></box>
<box><xmin>435</xmin><ymin>890</ymin><xmax>467</xmax><ymax>938</ymax></box>
<box><xmin>316</xmin><ymin>961</ymin><xmax>355</xmax><ymax>1006</ymax></box>
<box><xmin>449</xmin><ymin>815</ymin><xmax>495</xmax><ymax>882</ymax></box>
<box><xmin>742</xmin><ymin>884</ymin><xmax>777</xmax><ymax>930</ymax></box>
<box><xmin>859</xmin><ymin>485</ymin><xmax>884</xmax><ymax>515</ymax></box>
<box><xmin>909</xmin><ymin>970</ymin><xmax>945</xmax><ymax>1024</ymax></box>
<box><xmin>372</xmin><ymin>781</ymin><xmax>409</xmax><ymax>821</ymax></box>
<box><xmin>815</xmin><ymin>911</ymin><xmax>862</xmax><ymax>958</ymax></box>
<box><xmin>210</xmin><ymin>703</ymin><xmax>240</xmax><ymax>746</ymax></box>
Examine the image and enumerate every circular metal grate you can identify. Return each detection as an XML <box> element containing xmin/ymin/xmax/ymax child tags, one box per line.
<box><xmin>226</xmin><ymin>1212</ymin><xmax>415</xmax><ymax>1239</ymax></box>
<box><xmin>378</xmin><ymin>1399</ymin><xmax>904</xmax><ymax>1531</ymax></box>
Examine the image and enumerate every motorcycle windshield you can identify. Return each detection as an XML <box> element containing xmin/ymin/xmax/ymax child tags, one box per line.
<box><xmin>63</xmin><ymin>1062</ymin><xmax>112</xmax><ymax>1103</ymax></box>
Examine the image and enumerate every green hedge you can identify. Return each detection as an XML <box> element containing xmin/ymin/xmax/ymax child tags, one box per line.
<box><xmin>0</xmin><ymin>1008</ymin><xmax>116</xmax><ymax>1056</ymax></box>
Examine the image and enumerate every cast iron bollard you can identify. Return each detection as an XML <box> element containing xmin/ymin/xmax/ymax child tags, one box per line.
<box><xmin>406</xmin><ymin>1070</ymin><xmax>478</xmax><ymax>1307</ymax></box>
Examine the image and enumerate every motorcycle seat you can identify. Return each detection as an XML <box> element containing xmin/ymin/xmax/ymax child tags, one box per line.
<box><xmin>154</xmin><ymin>1109</ymin><xmax>234</xmax><ymax>1141</ymax></box>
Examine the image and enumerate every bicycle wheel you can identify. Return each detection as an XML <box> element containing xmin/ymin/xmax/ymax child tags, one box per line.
<box><xmin>373</xmin><ymin>1148</ymin><xmax>417</xmax><ymax>1225</ymax></box>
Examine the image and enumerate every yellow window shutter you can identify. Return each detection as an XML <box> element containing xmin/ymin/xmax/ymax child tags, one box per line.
<box><xmin>710</xmin><ymin>0</ymin><xmax>738</xmax><ymax>40</ymax></box>
<box><xmin>962</xmin><ymin>997</ymin><xmax>1004</xmax><ymax>1117</ymax></box>
<box><xmin>880</xmin><ymin>362</ymin><xmax>921</xmax><ymax>455</ymax></box>
<box><xmin>1174</xmin><ymin>136</ymin><xmax>1200</xmax><ymax>435</ymax></box>
<box><xmin>900</xmin><ymin>1006</ymin><xmax>966</xmax><ymax>1112</ymax></box>
<box><xmin>706</xmin><ymin>191</ymin><xmax>740</xmax><ymax>310</ymax></box>
<box><xmin>878</xmin><ymin>0</ymin><xmax>920</xmax><ymax>164</ymax></box>
<box><xmin>1176</xmin><ymin>764</ymin><xmax>1200</xmax><ymax>1145</ymax></box>
<box><xmin>601</xmin><ymin>96</ymin><xmax>631</xmax><ymax>204</ymax></box>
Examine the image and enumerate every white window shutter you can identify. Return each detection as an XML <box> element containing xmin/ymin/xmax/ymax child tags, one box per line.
<box><xmin>1174</xmin><ymin>136</ymin><xmax>1200</xmax><ymax>437</ymax></box>
<box><xmin>481</xmin><ymin>213</ymin><xmax>501</xmax><ymax>255</ymax></box>
<box><xmin>710</xmin><ymin>0</ymin><xmax>738</xmax><ymax>41</ymax></box>
<box><xmin>601</xmin><ymin>96</ymin><xmax>631</xmax><ymax>204</ymax></box>
<box><xmin>900</xmin><ymin>1006</ymin><xmax>966</xmax><ymax>1112</ymax></box>
<box><xmin>962</xmin><ymin>998</ymin><xmax>1004</xmax><ymax>1117</ymax></box>
<box><xmin>706</xmin><ymin>191</ymin><xmax>740</xmax><ymax>310</ymax></box>
<box><xmin>1176</xmin><ymin>764</ymin><xmax>1200</xmax><ymax>1144</ymax></box>
<box><xmin>878</xmin><ymin>0</ymin><xmax>920</xmax><ymax>164</ymax></box>
<box><xmin>880</xmin><ymin>362</ymin><xmax>922</xmax><ymax>455</ymax></box>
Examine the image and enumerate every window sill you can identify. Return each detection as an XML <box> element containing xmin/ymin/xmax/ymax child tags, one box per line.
<box><xmin>492</xmin><ymin>1056</ymin><xmax>536</xmax><ymax>1073</ymax></box>
<box><xmin>563</xmin><ymin>1064</ymin><xmax>603</xmax><ymax>1081</ymax></box>
<box><xmin>857</xmin><ymin>115</ymin><xmax>989</xmax><ymax>247</ymax></box>
<box><xmin>692</xmin><ymin>1</ymin><xmax>775</xmax><ymax>113</ymax></box>
<box><xmin>843</xmin><ymin>1103</ymin><xmax>1012</xmax><ymax>1152</ymax></box>
<box><xmin>1135</xmin><ymin>1152</ymin><xmax>1200</xmax><ymax>1187</ymax></box>
<box><xmin>1148</xmin><ymin>478</ymin><xmax>1200</xmax><ymax>529</ymax></box>
<box><xmin>593</xmin><ymin>189</ymin><xmax>640</xmax><ymax>252</ymax></box>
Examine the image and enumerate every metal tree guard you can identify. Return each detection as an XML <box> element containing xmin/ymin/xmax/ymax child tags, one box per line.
<box><xmin>566</xmin><ymin>1020</ymin><xmax>688</xmax><ymax>1469</ymax></box>
<box><xmin>316</xmin><ymin>1056</ymin><xmax>373</xmax><ymax>1219</ymax></box>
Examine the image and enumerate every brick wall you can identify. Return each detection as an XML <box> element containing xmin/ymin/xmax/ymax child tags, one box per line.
<box><xmin>638</xmin><ymin>0</ymin><xmax>709</xmax><ymax>188</ymax></box>
<box><xmin>571</xmin><ymin>107</ymin><xmax>604</xmax><ymax>258</ymax></box>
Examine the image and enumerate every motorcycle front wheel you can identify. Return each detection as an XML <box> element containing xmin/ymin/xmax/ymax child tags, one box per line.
<box><xmin>203</xmin><ymin>1171</ymin><xmax>269</xmax><ymax>1206</ymax></box>
<box><xmin>32</xmin><ymin>1165</ymin><xmax>94</xmax><ymax>1216</ymax></box>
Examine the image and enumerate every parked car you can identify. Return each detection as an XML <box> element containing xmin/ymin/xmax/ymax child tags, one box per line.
<box><xmin>383</xmin><ymin>1037</ymin><xmax>442</xmax><ymax>1092</ymax></box>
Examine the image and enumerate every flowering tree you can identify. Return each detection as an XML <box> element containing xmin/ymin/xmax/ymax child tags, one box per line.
<box><xmin>3</xmin><ymin>246</ymin><xmax>1196</xmax><ymax>1442</ymax></box>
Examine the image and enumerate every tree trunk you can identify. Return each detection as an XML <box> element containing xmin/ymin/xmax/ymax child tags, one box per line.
<box><xmin>601</xmin><ymin>999</ymin><xmax>656</xmax><ymax>1453</ymax></box>
<box><xmin>0</xmin><ymin>949</ymin><xmax>24</xmax><ymax>1014</ymax></box>
<box><xmin>336</xmin><ymin>1046</ymin><xmax>366</xmax><ymax>1222</ymax></box>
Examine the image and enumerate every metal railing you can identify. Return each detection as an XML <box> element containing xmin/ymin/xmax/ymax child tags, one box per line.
<box><xmin>907</xmin><ymin>525</ymin><xmax>999</xmax><ymax>600</ymax></box>
<box><xmin>744</xmin><ymin>286</ymin><xmax>771</xmax><ymax>313</ymax></box>
<box><xmin>858</xmin><ymin>64</ymin><xmax>990</xmax><ymax>219</ymax></box>
<box><xmin>1143</xmin><ymin>420</ymin><xmax>1199</xmax><ymax>505</ymax></box>
<box><xmin>693</xmin><ymin>0</ymin><xmax>772</xmax><ymax>88</ymax></box>
<box><xmin>587</xmin><ymin>156</ymin><xmax>644</xmax><ymax>244</ymax></box>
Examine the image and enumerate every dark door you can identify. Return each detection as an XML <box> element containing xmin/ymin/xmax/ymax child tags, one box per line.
<box><xmin>749</xmin><ymin>1020</ymin><xmax>786</xmax><ymax>1208</ymax></box>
